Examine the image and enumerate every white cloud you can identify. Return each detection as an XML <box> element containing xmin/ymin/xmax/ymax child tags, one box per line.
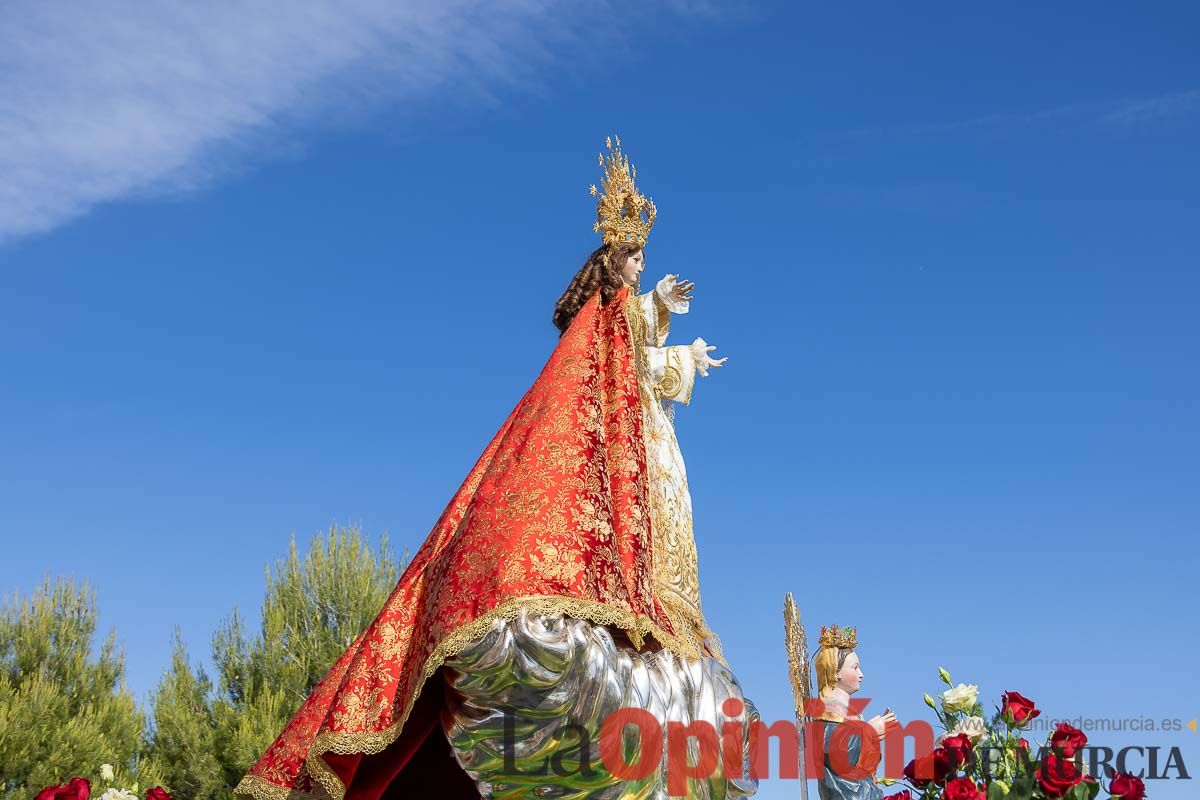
<box><xmin>0</xmin><ymin>1</ymin><xmax>690</xmax><ymax>243</ymax></box>
<box><xmin>1101</xmin><ymin>88</ymin><xmax>1200</xmax><ymax>130</ymax></box>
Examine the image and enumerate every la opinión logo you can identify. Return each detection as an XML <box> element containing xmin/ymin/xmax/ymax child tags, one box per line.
<box><xmin>497</xmin><ymin>697</ymin><xmax>1191</xmax><ymax>796</ymax></box>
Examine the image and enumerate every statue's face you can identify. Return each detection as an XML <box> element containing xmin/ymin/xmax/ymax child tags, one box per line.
<box><xmin>837</xmin><ymin>652</ymin><xmax>863</xmax><ymax>694</ymax></box>
<box><xmin>620</xmin><ymin>249</ymin><xmax>644</xmax><ymax>286</ymax></box>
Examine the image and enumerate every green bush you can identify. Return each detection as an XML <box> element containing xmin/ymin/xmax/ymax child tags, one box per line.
<box><xmin>150</xmin><ymin>525</ymin><xmax>404</xmax><ymax>798</ymax></box>
<box><xmin>0</xmin><ymin>577</ymin><xmax>163</xmax><ymax>797</ymax></box>
<box><xmin>2</xmin><ymin>525</ymin><xmax>404</xmax><ymax>800</ymax></box>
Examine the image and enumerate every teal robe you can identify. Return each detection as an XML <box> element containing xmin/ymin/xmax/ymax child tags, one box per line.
<box><xmin>818</xmin><ymin>719</ymin><xmax>883</xmax><ymax>800</ymax></box>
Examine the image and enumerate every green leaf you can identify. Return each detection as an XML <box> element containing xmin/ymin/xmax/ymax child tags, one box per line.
<box><xmin>1070</xmin><ymin>780</ymin><xmax>1101</xmax><ymax>800</ymax></box>
<box><xmin>1007</xmin><ymin>775</ymin><xmax>1035</xmax><ymax>800</ymax></box>
<box><xmin>988</xmin><ymin>779</ymin><xmax>1011</xmax><ymax>800</ymax></box>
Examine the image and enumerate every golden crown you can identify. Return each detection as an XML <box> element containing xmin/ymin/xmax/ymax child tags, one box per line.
<box><xmin>818</xmin><ymin>625</ymin><xmax>858</xmax><ymax>650</ymax></box>
<box><xmin>589</xmin><ymin>134</ymin><xmax>657</xmax><ymax>248</ymax></box>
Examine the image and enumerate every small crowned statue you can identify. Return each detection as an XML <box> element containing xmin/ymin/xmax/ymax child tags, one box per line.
<box><xmin>813</xmin><ymin>625</ymin><xmax>897</xmax><ymax>800</ymax></box>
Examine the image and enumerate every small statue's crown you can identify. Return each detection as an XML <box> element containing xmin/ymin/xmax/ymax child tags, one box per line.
<box><xmin>589</xmin><ymin>134</ymin><xmax>657</xmax><ymax>248</ymax></box>
<box><xmin>819</xmin><ymin>625</ymin><xmax>858</xmax><ymax>650</ymax></box>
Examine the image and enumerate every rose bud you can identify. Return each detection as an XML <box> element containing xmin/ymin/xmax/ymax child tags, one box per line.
<box><xmin>1108</xmin><ymin>772</ymin><xmax>1147</xmax><ymax>800</ymax></box>
<box><xmin>1048</xmin><ymin>722</ymin><xmax>1087</xmax><ymax>758</ymax></box>
<box><xmin>1000</xmin><ymin>690</ymin><xmax>1040</xmax><ymax>727</ymax></box>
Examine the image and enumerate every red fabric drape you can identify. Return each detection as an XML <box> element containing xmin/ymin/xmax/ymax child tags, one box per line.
<box><xmin>234</xmin><ymin>286</ymin><xmax>694</xmax><ymax>800</ymax></box>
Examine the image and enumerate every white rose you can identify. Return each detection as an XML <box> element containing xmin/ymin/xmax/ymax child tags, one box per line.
<box><xmin>99</xmin><ymin>763</ymin><xmax>115</xmax><ymax>782</ymax></box>
<box><xmin>941</xmin><ymin>682</ymin><xmax>979</xmax><ymax>713</ymax></box>
<box><xmin>98</xmin><ymin>789</ymin><xmax>137</xmax><ymax>800</ymax></box>
<box><xmin>944</xmin><ymin>715</ymin><xmax>988</xmax><ymax>744</ymax></box>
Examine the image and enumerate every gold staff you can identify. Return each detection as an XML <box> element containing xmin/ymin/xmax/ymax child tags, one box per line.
<box><xmin>783</xmin><ymin>592</ymin><xmax>812</xmax><ymax>800</ymax></box>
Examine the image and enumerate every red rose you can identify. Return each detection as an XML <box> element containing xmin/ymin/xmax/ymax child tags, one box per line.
<box><xmin>1049</xmin><ymin>722</ymin><xmax>1088</xmax><ymax>758</ymax></box>
<box><xmin>1037</xmin><ymin>753</ymin><xmax>1084</xmax><ymax>798</ymax></box>
<box><xmin>146</xmin><ymin>788</ymin><xmax>174</xmax><ymax>800</ymax></box>
<box><xmin>887</xmin><ymin>792</ymin><xmax>914</xmax><ymax>800</ymax></box>
<box><xmin>943</xmin><ymin>776</ymin><xmax>985</xmax><ymax>800</ymax></box>
<box><xmin>942</xmin><ymin>732</ymin><xmax>975</xmax><ymax>769</ymax></box>
<box><xmin>34</xmin><ymin>778</ymin><xmax>90</xmax><ymax>800</ymax></box>
<box><xmin>1109</xmin><ymin>772</ymin><xmax>1146</xmax><ymax>800</ymax></box>
<box><xmin>1000</xmin><ymin>691</ymin><xmax>1040</xmax><ymax>726</ymax></box>
<box><xmin>1017</xmin><ymin>737</ymin><xmax>1030</xmax><ymax>751</ymax></box>
<box><xmin>904</xmin><ymin>748</ymin><xmax>955</xmax><ymax>787</ymax></box>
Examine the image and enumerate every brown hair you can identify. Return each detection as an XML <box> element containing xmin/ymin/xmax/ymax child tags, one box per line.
<box><xmin>552</xmin><ymin>242</ymin><xmax>643</xmax><ymax>334</ymax></box>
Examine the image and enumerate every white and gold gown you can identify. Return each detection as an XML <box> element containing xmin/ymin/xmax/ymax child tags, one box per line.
<box><xmin>440</xmin><ymin>276</ymin><xmax>756</xmax><ymax>799</ymax></box>
<box><xmin>628</xmin><ymin>274</ymin><xmax>720</xmax><ymax>657</ymax></box>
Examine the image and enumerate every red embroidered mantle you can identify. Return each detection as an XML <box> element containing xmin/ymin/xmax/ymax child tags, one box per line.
<box><xmin>234</xmin><ymin>286</ymin><xmax>711</xmax><ymax>800</ymax></box>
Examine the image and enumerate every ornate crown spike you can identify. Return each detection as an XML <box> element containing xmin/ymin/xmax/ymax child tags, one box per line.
<box><xmin>818</xmin><ymin>625</ymin><xmax>858</xmax><ymax>650</ymax></box>
<box><xmin>589</xmin><ymin>134</ymin><xmax>657</xmax><ymax>248</ymax></box>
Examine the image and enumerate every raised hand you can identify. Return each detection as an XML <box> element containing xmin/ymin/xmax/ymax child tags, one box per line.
<box><xmin>665</xmin><ymin>274</ymin><xmax>695</xmax><ymax>305</ymax></box>
<box><xmin>869</xmin><ymin>710</ymin><xmax>898</xmax><ymax>738</ymax></box>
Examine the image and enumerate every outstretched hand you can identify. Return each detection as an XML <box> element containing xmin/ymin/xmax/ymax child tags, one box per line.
<box><xmin>699</xmin><ymin>344</ymin><xmax>728</xmax><ymax>371</ymax></box>
<box><xmin>691</xmin><ymin>337</ymin><xmax>729</xmax><ymax>377</ymax></box>
<box><xmin>665</xmin><ymin>274</ymin><xmax>695</xmax><ymax>305</ymax></box>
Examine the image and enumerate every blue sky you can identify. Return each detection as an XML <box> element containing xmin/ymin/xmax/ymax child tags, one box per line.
<box><xmin>1</xmin><ymin>2</ymin><xmax>1197</xmax><ymax>797</ymax></box>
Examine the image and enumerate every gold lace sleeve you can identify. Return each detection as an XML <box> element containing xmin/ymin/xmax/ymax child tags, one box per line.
<box><xmin>651</xmin><ymin>289</ymin><xmax>671</xmax><ymax>347</ymax></box>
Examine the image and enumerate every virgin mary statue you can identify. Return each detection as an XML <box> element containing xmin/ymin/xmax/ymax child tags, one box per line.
<box><xmin>235</xmin><ymin>137</ymin><xmax>757</xmax><ymax>800</ymax></box>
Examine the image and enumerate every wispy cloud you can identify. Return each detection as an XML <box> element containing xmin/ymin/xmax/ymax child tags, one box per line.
<box><xmin>820</xmin><ymin>89</ymin><xmax>1200</xmax><ymax>147</ymax></box>
<box><xmin>0</xmin><ymin>1</ymin><xmax>699</xmax><ymax>243</ymax></box>
<box><xmin>796</xmin><ymin>89</ymin><xmax>1200</xmax><ymax>216</ymax></box>
<box><xmin>1101</xmin><ymin>88</ymin><xmax>1200</xmax><ymax>129</ymax></box>
<box><xmin>836</xmin><ymin>103</ymin><xmax>1087</xmax><ymax>143</ymax></box>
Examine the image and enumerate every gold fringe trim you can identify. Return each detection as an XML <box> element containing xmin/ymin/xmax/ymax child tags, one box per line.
<box><xmin>234</xmin><ymin>594</ymin><xmax>715</xmax><ymax>800</ymax></box>
<box><xmin>233</xmin><ymin>774</ymin><xmax>330</xmax><ymax>800</ymax></box>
